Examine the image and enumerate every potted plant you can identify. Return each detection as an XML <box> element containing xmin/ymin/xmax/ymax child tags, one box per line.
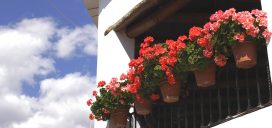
<box><xmin>121</xmin><ymin>67</ymin><xmax>159</xmax><ymax>115</ymax></box>
<box><xmin>210</xmin><ymin>8</ymin><xmax>271</xmax><ymax>69</ymax></box>
<box><xmin>126</xmin><ymin>37</ymin><xmax>163</xmax><ymax>115</ymax></box>
<box><xmin>158</xmin><ymin>36</ymin><xmax>189</xmax><ymax>102</ymax></box>
<box><xmin>129</xmin><ymin>36</ymin><xmax>187</xmax><ymax>103</ymax></box>
<box><xmin>87</xmin><ymin>77</ymin><xmax>134</xmax><ymax>127</ymax></box>
<box><xmin>185</xmin><ymin>26</ymin><xmax>227</xmax><ymax>87</ymax></box>
<box><xmin>126</xmin><ymin>37</ymin><xmax>160</xmax><ymax>114</ymax></box>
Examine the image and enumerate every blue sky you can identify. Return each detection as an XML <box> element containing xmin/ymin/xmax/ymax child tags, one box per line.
<box><xmin>0</xmin><ymin>0</ymin><xmax>91</xmax><ymax>26</ymax></box>
<box><xmin>1</xmin><ymin>0</ymin><xmax>97</xmax><ymax>96</ymax></box>
<box><xmin>0</xmin><ymin>0</ymin><xmax>97</xmax><ymax>127</ymax></box>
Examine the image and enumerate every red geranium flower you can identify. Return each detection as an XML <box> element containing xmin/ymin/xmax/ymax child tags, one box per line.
<box><xmin>154</xmin><ymin>44</ymin><xmax>167</xmax><ymax>56</ymax></box>
<box><xmin>167</xmin><ymin>75</ymin><xmax>176</xmax><ymax>85</ymax></box>
<box><xmin>168</xmin><ymin>50</ymin><xmax>177</xmax><ymax>57</ymax></box>
<box><xmin>87</xmin><ymin>99</ymin><xmax>92</xmax><ymax>106</ymax></box>
<box><xmin>150</xmin><ymin>94</ymin><xmax>160</xmax><ymax>101</ymax></box>
<box><xmin>177</xmin><ymin>35</ymin><xmax>187</xmax><ymax>42</ymax></box>
<box><xmin>89</xmin><ymin>113</ymin><xmax>94</xmax><ymax>120</ymax></box>
<box><xmin>189</xmin><ymin>26</ymin><xmax>203</xmax><ymax>40</ymax></box>
<box><xmin>210</xmin><ymin>10</ymin><xmax>223</xmax><ymax>21</ymax></box>
<box><xmin>168</xmin><ymin>56</ymin><xmax>177</xmax><ymax>67</ymax></box>
<box><xmin>233</xmin><ymin>33</ymin><xmax>245</xmax><ymax>43</ymax></box>
<box><xmin>166</xmin><ymin>69</ymin><xmax>176</xmax><ymax>85</ymax></box>
<box><xmin>102</xmin><ymin>108</ymin><xmax>110</xmax><ymax>114</ymax></box>
<box><xmin>97</xmin><ymin>81</ymin><xmax>106</xmax><ymax>87</ymax></box>
<box><xmin>120</xmin><ymin>73</ymin><xmax>127</xmax><ymax>81</ymax></box>
<box><xmin>262</xmin><ymin>29</ymin><xmax>272</xmax><ymax>40</ymax></box>
<box><xmin>203</xmin><ymin>48</ymin><xmax>213</xmax><ymax>58</ymax></box>
<box><xmin>177</xmin><ymin>42</ymin><xmax>186</xmax><ymax>50</ymax></box>
<box><xmin>105</xmin><ymin>85</ymin><xmax>110</xmax><ymax>90</ymax></box>
<box><xmin>214</xmin><ymin>54</ymin><xmax>227</xmax><ymax>67</ymax></box>
<box><xmin>144</xmin><ymin>36</ymin><xmax>154</xmax><ymax>43</ymax></box>
<box><xmin>127</xmin><ymin>68</ymin><xmax>135</xmax><ymax>82</ymax></box>
<box><xmin>92</xmin><ymin>90</ymin><xmax>97</xmax><ymax>97</ymax></box>
<box><xmin>136</xmin><ymin>64</ymin><xmax>144</xmax><ymax>74</ymax></box>
<box><xmin>127</xmin><ymin>84</ymin><xmax>138</xmax><ymax>94</ymax></box>
<box><xmin>197</xmin><ymin>37</ymin><xmax>210</xmax><ymax>47</ymax></box>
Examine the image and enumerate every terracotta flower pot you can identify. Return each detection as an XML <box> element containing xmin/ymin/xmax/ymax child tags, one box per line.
<box><xmin>231</xmin><ymin>42</ymin><xmax>257</xmax><ymax>69</ymax></box>
<box><xmin>134</xmin><ymin>98</ymin><xmax>152</xmax><ymax>115</ymax></box>
<box><xmin>194</xmin><ymin>63</ymin><xmax>215</xmax><ymax>87</ymax></box>
<box><xmin>159</xmin><ymin>80</ymin><xmax>181</xmax><ymax>103</ymax></box>
<box><xmin>110</xmin><ymin>106</ymin><xmax>129</xmax><ymax>128</ymax></box>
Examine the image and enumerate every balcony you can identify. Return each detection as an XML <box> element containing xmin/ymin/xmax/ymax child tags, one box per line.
<box><xmin>123</xmin><ymin>0</ymin><xmax>272</xmax><ymax>127</ymax></box>
<box><xmin>127</xmin><ymin>44</ymin><xmax>272</xmax><ymax>128</ymax></box>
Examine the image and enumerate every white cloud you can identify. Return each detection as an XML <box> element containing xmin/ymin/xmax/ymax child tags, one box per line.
<box><xmin>0</xmin><ymin>18</ymin><xmax>56</xmax><ymax>128</ymax></box>
<box><xmin>0</xmin><ymin>18</ymin><xmax>97</xmax><ymax>128</ymax></box>
<box><xmin>0</xmin><ymin>94</ymin><xmax>36</xmax><ymax>128</ymax></box>
<box><xmin>55</xmin><ymin>25</ymin><xmax>97</xmax><ymax>58</ymax></box>
<box><xmin>11</xmin><ymin>73</ymin><xmax>95</xmax><ymax>128</ymax></box>
<box><xmin>0</xmin><ymin>18</ymin><xmax>55</xmax><ymax>94</ymax></box>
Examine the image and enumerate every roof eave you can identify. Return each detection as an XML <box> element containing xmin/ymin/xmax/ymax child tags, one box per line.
<box><xmin>83</xmin><ymin>0</ymin><xmax>99</xmax><ymax>26</ymax></box>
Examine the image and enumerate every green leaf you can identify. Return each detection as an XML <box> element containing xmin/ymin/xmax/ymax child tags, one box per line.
<box><xmin>154</xmin><ymin>65</ymin><xmax>161</xmax><ymax>71</ymax></box>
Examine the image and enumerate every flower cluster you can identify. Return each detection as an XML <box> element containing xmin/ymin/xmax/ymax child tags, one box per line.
<box><xmin>160</xmin><ymin>39</ymin><xmax>186</xmax><ymax>84</ymax></box>
<box><xmin>208</xmin><ymin>8</ymin><xmax>271</xmax><ymax>46</ymax></box>
<box><xmin>207</xmin><ymin>8</ymin><xmax>271</xmax><ymax>65</ymax></box>
<box><xmin>127</xmin><ymin>36</ymin><xmax>188</xmax><ymax>103</ymax></box>
<box><xmin>87</xmin><ymin>76</ymin><xmax>134</xmax><ymax>121</ymax></box>
<box><xmin>127</xmin><ymin>36</ymin><xmax>159</xmax><ymax>98</ymax></box>
<box><xmin>186</xmin><ymin>25</ymin><xmax>226</xmax><ymax>70</ymax></box>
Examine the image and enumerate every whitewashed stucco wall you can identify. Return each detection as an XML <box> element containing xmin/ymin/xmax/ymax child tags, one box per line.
<box><xmin>96</xmin><ymin>0</ymin><xmax>143</xmax><ymax>83</ymax></box>
<box><xmin>212</xmin><ymin>106</ymin><xmax>272</xmax><ymax>128</ymax></box>
<box><xmin>213</xmin><ymin>1</ymin><xmax>272</xmax><ymax>128</ymax></box>
<box><xmin>262</xmin><ymin>0</ymin><xmax>272</xmax><ymax>78</ymax></box>
<box><xmin>95</xmin><ymin>0</ymin><xmax>142</xmax><ymax>128</ymax></box>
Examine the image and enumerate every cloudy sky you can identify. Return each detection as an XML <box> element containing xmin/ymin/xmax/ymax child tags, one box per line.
<box><xmin>0</xmin><ymin>0</ymin><xmax>96</xmax><ymax>128</ymax></box>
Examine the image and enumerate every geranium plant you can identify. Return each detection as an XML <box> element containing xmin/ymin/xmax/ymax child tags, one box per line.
<box><xmin>139</xmin><ymin>36</ymin><xmax>187</xmax><ymax>84</ymax></box>
<box><xmin>127</xmin><ymin>36</ymin><xmax>188</xmax><ymax>103</ymax></box>
<box><xmin>208</xmin><ymin>8</ymin><xmax>271</xmax><ymax>68</ymax></box>
<box><xmin>210</xmin><ymin>8</ymin><xmax>271</xmax><ymax>47</ymax></box>
<box><xmin>184</xmin><ymin>25</ymin><xmax>227</xmax><ymax>87</ymax></box>
<box><xmin>186</xmin><ymin>26</ymin><xmax>227</xmax><ymax>69</ymax></box>
<box><xmin>87</xmin><ymin>76</ymin><xmax>134</xmax><ymax>121</ymax></box>
<box><xmin>126</xmin><ymin>36</ymin><xmax>164</xmax><ymax>102</ymax></box>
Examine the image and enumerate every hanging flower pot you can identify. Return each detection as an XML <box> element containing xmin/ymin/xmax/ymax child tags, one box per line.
<box><xmin>159</xmin><ymin>80</ymin><xmax>181</xmax><ymax>103</ymax></box>
<box><xmin>231</xmin><ymin>42</ymin><xmax>257</xmax><ymax>69</ymax></box>
<box><xmin>110</xmin><ymin>106</ymin><xmax>129</xmax><ymax>127</ymax></box>
<box><xmin>194</xmin><ymin>63</ymin><xmax>215</xmax><ymax>87</ymax></box>
<box><xmin>134</xmin><ymin>98</ymin><xmax>152</xmax><ymax>115</ymax></box>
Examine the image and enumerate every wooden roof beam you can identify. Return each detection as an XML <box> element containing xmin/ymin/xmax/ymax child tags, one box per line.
<box><xmin>104</xmin><ymin>0</ymin><xmax>163</xmax><ymax>36</ymax></box>
<box><xmin>162</xmin><ymin>12</ymin><xmax>211</xmax><ymax>24</ymax></box>
<box><xmin>126</xmin><ymin>0</ymin><xmax>190</xmax><ymax>38</ymax></box>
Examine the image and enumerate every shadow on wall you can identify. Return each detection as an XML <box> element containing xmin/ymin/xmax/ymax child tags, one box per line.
<box><xmin>99</xmin><ymin>0</ymin><xmax>111</xmax><ymax>14</ymax></box>
<box><xmin>116</xmin><ymin>31</ymin><xmax>135</xmax><ymax>60</ymax></box>
<box><xmin>99</xmin><ymin>0</ymin><xmax>135</xmax><ymax>60</ymax></box>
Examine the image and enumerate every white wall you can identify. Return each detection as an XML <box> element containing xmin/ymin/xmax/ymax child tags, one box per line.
<box><xmin>262</xmin><ymin>0</ymin><xmax>272</xmax><ymax>76</ymax></box>
<box><xmin>212</xmin><ymin>106</ymin><xmax>272</xmax><ymax>128</ymax></box>
<box><xmin>97</xmin><ymin>0</ymin><xmax>143</xmax><ymax>82</ymax></box>
<box><xmin>95</xmin><ymin>0</ymin><xmax>142</xmax><ymax>128</ymax></box>
<box><xmin>213</xmin><ymin>1</ymin><xmax>272</xmax><ymax>128</ymax></box>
